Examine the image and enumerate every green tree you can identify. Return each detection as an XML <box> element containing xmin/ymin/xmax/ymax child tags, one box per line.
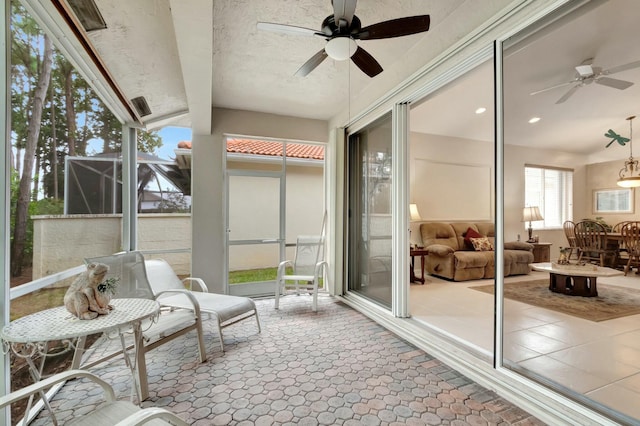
<box><xmin>9</xmin><ymin>1</ymin><xmax>166</xmax><ymax>276</ymax></box>
<box><xmin>11</xmin><ymin>32</ymin><xmax>53</xmax><ymax>276</ymax></box>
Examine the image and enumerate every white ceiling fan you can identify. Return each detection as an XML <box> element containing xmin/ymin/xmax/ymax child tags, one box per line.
<box><xmin>530</xmin><ymin>58</ymin><xmax>640</xmax><ymax>104</ymax></box>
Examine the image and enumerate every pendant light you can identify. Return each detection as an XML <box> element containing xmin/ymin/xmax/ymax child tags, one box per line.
<box><xmin>616</xmin><ymin>116</ymin><xmax>640</xmax><ymax>188</ymax></box>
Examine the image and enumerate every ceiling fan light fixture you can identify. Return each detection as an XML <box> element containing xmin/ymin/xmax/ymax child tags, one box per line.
<box><xmin>325</xmin><ymin>37</ymin><xmax>357</xmax><ymax>61</ymax></box>
<box><xmin>575</xmin><ymin>64</ymin><xmax>593</xmax><ymax>76</ymax></box>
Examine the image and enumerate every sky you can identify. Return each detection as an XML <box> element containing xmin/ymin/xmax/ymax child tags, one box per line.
<box><xmin>83</xmin><ymin>125</ymin><xmax>192</xmax><ymax>160</ymax></box>
<box><xmin>156</xmin><ymin>126</ymin><xmax>192</xmax><ymax>160</ymax></box>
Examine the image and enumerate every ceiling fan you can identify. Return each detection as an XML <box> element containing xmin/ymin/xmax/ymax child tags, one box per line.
<box><xmin>256</xmin><ymin>0</ymin><xmax>430</xmax><ymax>78</ymax></box>
<box><xmin>530</xmin><ymin>58</ymin><xmax>640</xmax><ymax>104</ymax></box>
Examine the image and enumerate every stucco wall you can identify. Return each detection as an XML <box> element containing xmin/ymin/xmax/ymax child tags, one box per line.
<box><xmin>32</xmin><ymin>214</ymin><xmax>192</xmax><ymax>280</ymax></box>
<box><xmin>224</xmin><ymin>162</ymin><xmax>324</xmax><ymax>270</ymax></box>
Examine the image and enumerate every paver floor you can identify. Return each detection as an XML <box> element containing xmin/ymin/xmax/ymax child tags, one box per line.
<box><xmin>32</xmin><ymin>294</ymin><xmax>545</xmax><ymax>425</ymax></box>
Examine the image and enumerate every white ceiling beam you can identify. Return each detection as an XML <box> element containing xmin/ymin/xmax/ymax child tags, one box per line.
<box><xmin>169</xmin><ymin>0</ymin><xmax>213</xmax><ymax>135</ymax></box>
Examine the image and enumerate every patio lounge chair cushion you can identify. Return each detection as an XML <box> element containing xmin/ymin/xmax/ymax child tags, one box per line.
<box><xmin>155</xmin><ymin>291</ymin><xmax>258</xmax><ymax>324</ymax></box>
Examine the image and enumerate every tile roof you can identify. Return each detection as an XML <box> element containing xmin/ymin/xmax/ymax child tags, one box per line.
<box><xmin>226</xmin><ymin>139</ymin><xmax>324</xmax><ymax>160</ymax></box>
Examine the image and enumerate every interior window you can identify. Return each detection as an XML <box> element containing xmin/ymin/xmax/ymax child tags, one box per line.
<box><xmin>524</xmin><ymin>165</ymin><xmax>573</xmax><ymax>229</ymax></box>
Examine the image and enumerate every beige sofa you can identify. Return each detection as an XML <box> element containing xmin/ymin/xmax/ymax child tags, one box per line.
<box><xmin>420</xmin><ymin>222</ymin><xmax>534</xmax><ymax>281</ymax></box>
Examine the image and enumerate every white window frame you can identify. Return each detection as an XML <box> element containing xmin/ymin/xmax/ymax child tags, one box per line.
<box><xmin>524</xmin><ymin>165</ymin><xmax>573</xmax><ymax>230</ymax></box>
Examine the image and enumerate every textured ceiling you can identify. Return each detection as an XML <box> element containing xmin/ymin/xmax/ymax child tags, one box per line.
<box><xmin>79</xmin><ymin>0</ymin><xmax>513</xmax><ymax>128</ymax></box>
<box><xmin>411</xmin><ymin>0</ymin><xmax>640</xmax><ymax>158</ymax></box>
<box><xmin>73</xmin><ymin>0</ymin><xmax>640</xmax><ymax>157</ymax></box>
<box><xmin>211</xmin><ymin>0</ymin><xmax>465</xmax><ymax>120</ymax></box>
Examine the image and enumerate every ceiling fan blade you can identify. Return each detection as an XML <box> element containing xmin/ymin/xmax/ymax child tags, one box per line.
<box><xmin>555</xmin><ymin>85</ymin><xmax>581</xmax><ymax>104</ymax></box>
<box><xmin>295</xmin><ymin>49</ymin><xmax>328</xmax><ymax>77</ymax></box>
<box><xmin>595</xmin><ymin>76</ymin><xmax>634</xmax><ymax>90</ymax></box>
<box><xmin>257</xmin><ymin>22</ymin><xmax>325</xmax><ymax>38</ymax></box>
<box><xmin>604</xmin><ymin>59</ymin><xmax>640</xmax><ymax>75</ymax></box>
<box><xmin>332</xmin><ymin>0</ymin><xmax>357</xmax><ymax>26</ymax></box>
<box><xmin>351</xmin><ymin>46</ymin><xmax>383</xmax><ymax>77</ymax></box>
<box><xmin>354</xmin><ymin>15</ymin><xmax>430</xmax><ymax>40</ymax></box>
<box><xmin>530</xmin><ymin>80</ymin><xmax>577</xmax><ymax>96</ymax></box>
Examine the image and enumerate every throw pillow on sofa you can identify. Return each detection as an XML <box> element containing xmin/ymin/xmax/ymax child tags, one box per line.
<box><xmin>464</xmin><ymin>227</ymin><xmax>483</xmax><ymax>249</ymax></box>
<box><xmin>470</xmin><ymin>237</ymin><xmax>494</xmax><ymax>251</ymax></box>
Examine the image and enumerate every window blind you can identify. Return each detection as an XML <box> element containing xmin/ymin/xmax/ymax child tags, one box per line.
<box><xmin>525</xmin><ymin>166</ymin><xmax>573</xmax><ymax>229</ymax></box>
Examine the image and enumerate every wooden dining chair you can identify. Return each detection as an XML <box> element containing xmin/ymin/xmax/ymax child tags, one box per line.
<box><xmin>574</xmin><ymin>220</ymin><xmax>617</xmax><ymax>267</ymax></box>
<box><xmin>562</xmin><ymin>220</ymin><xmax>579</xmax><ymax>260</ymax></box>
<box><xmin>612</xmin><ymin>221</ymin><xmax>631</xmax><ymax>267</ymax></box>
<box><xmin>621</xmin><ymin>221</ymin><xmax>640</xmax><ymax>275</ymax></box>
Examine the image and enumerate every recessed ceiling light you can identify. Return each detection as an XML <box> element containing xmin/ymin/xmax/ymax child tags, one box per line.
<box><xmin>528</xmin><ymin>117</ymin><xmax>541</xmax><ymax>124</ymax></box>
<box><xmin>475</xmin><ymin>107</ymin><xmax>486</xmax><ymax>114</ymax></box>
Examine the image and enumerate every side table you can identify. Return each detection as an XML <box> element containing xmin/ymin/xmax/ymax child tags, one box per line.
<box><xmin>530</xmin><ymin>242</ymin><xmax>552</xmax><ymax>263</ymax></box>
<box><xmin>410</xmin><ymin>248</ymin><xmax>428</xmax><ymax>284</ymax></box>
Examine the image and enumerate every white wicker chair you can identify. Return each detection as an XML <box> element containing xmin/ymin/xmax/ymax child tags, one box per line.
<box><xmin>0</xmin><ymin>370</ymin><xmax>188</xmax><ymax>425</ymax></box>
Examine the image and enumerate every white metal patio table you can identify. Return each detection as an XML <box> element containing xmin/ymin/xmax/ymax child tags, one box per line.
<box><xmin>1</xmin><ymin>298</ymin><xmax>160</xmax><ymax>421</ymax></box>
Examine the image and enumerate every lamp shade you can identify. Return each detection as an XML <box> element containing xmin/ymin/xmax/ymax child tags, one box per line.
<box><xmin>522</xmin><ymin>206</ymin><xmax>543</xmax><ymax>222</ymax></box>
<box><xmin>617</xmin><ymin>176</ymin><xmax>640</xmax><ymax>187</ymax></box>
<box><xmin>409</xmin><ymin>204</ymin><xmax>422</xmax><ymax>221</ymax></box>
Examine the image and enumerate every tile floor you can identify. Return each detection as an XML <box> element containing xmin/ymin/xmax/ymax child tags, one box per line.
<box><xmin>31</xmin><ymin>295</ymin><xmax>544</xmax><ymax>425</ymax></box>
<box><xmin>410</xmin><ymin>271</ymin><xmax>640</xmax><ymax>421</ymax></box>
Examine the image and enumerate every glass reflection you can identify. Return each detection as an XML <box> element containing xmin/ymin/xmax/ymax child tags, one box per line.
<box><xmin>502</xmin><ymin>0</ymin><xmax>640</xmax><ymax>421</ymax></box>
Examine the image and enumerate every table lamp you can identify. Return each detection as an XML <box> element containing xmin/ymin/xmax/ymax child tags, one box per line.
<box><xmin>522</xmin><ymin>206</ymin><xmax>543</xmax><ymax>242</ymax></box>
<box><xmin>410</xmin><ymin>204</ymin><xmax>422</xmax><ymax>248</ymax></box>
<box><xmin>410</xmin><ymin>204</ymin><xmax>422</xmax><ymax>222</ymax></box>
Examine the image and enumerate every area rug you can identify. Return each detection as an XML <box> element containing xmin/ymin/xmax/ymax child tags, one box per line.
<box><xmin>470</xmin><ymin>279</ymin><xmax>640</xmax><ymax>322</ymax></box>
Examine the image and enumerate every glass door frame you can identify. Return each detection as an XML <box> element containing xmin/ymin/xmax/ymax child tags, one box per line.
<box><xmin>343</xmin><ymin>103</ymin><xmax>410</xmax><ymax>317</ymax></box>
<box><xmin>225</xmin><ymin>168</ymin><xmax>286</xmax><ymax>296</ymax></box>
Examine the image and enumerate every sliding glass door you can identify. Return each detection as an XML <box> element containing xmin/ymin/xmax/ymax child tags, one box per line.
<box><xmin>501</xmin><ymin>1</ymin><xmax>640</xmax><ymax>422</ymax></box>
<box><xmin>347</xmin><ymin>113</ymin><xmax>393</xmax><ymax>308</ymax></box>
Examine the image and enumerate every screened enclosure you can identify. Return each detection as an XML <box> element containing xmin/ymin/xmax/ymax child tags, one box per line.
<box><xmin>64</xmin><ymin>152</ymin><xmax>191</xmax><ymax>214</ymax></box>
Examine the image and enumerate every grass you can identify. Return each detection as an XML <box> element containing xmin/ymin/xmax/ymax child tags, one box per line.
<box><xmin>229</xmin><ymin>267</ymin><xmax>324</xmax><ymax>288</ymax></box>
<box><xmin>229</xmin><ymin>267</ymin><xmax>285</xmax><ymax>284</ymax></box>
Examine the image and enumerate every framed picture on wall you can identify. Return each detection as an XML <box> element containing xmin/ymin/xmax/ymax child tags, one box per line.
<box><xmin>593</xmin><ymin>188</ymin><xmax>634</xmax><ymax>213</ymax></box>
